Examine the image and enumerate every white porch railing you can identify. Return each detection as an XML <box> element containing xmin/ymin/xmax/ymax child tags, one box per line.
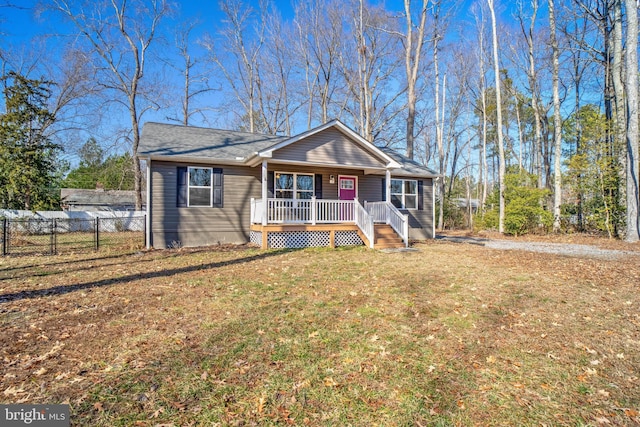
<box><xmin>251</xmin><ymin>198</ymin><xmax>357</xmax><ymax>225</ymax></box>
<box><xmin>365</xmin><ymin>201</ymin><xmax>409</xmax><ymax>247</ymax></box>
<box><xmin>364</xmin><ymin>201</ymin><xmax>388</xmax><ymax>223</ymax></box>
<box><xmin>250</xmin><ymin>198</ymin><xmax>264</xmax><ymax>224</ymax></box>
<box><xmin>251</xmin><ymin>197</ymin><xmax>405</xmax><ymax>249</ymax></box>
<box><xmin>354</xmin><ymin>199</ymin><xmax>375</xmax><ymax>248</ymax></box>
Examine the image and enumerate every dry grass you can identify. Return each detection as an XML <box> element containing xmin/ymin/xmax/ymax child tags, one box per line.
<box><xmin>0</xmin><ymin>238</ymin><xmax>639</xmax><ymax>426</ymax></box>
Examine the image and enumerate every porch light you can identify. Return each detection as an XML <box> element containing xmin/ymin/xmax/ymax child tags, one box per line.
<box><xmin>330</xmin><ymin>175</ymin><xmax>335</xmax><ymax>184</ymax></box>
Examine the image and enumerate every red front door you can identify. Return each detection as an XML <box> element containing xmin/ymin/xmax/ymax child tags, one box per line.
<box><xmin>338</xmin><ymin>176</ymin><xmax>357</xmax><ymax>200</ymax></box>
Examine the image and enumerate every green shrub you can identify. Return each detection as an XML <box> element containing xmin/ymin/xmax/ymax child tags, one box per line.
<box><xmin>483</xmin><ymin>170</ymin><xmax>552</xmax><ymax>236</ymax></box>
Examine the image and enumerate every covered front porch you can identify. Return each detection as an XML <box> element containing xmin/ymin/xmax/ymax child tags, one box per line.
<box><xmin>250</xmin><ymin>197</ymin><xmax>408</xmax><ymax>249</ymax></box>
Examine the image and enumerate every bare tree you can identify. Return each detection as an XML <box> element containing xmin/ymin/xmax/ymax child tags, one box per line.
<box><xmin>403</xmin><ymin>0</ymin><xmax>428</xmax><ymax>159</ymax></box>
<box><xmin>50</xmin><ymin>0</ymin><xmax>170</xmax><ymax>210</ymax></box>
<box><xmin>611</xmin><ymin>0</ymin><xmax>625</xmax><ymax>159</ymax></box>
<box><xmin>549</xmin><ymin>0</ymin><xmax>563</xmax><ymax>232</ymax></box>
<box><xmin>341</xmin><ymin>0</ymin><xmax>403</xmax><ymax>142</ymax></box>
<box><xmin>560</xmin><ymin>5</ymin><xmax>592</xmax><ymax>229</ymax></box>
<box><xmin>625</xmin><ymin>0</ymin><xmax>639</xmax><ymax>242</ymax></box>
<box><xmin>203</xmin><ymin>0</ymin><xmax>266</xmax><ymax>133</ymax></box>
<box><xmin>471</xmin><ymin>2</ymin><xmax>489</xmax><ymax>210</ymax></box>
<box><xmin>293</xmin><ymin>0</ymin><xmax>345</xmax><ymax>127</ymax></box>
<box><xmin>432</xmin><ymin>1</ymin><xmax>446</xmax><ymax>229</ymax></box>
<box><xmin>171</xmin><ymin>22</ymin><xmax>215</xmax><ymax>126</ymax></box>
<box><xmin>517</xmin><ymin>0</ymin><xmax>545</xmax><ymax>188</ymax></box>
<box><xmin>258</xmin><ymin>7</ymin><xmax>302</xmax><ymax>135</ymax></box>
<box><xmin>487</xmin><ymin>0</ymin><xmax>506</xmax><ymax>233</ymax></box>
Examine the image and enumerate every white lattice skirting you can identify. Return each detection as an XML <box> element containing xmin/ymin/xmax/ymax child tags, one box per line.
<box><xmin>268</xmin><ymin>231</ymin><xmax>329</xmax><ymax>248</ymax></box>
<box><xmin>250</xmin><ymin>229</ymin><xmax>364</xmax><ymax>249</ymax></box>
<box><xmin>249</xmin><ymin>231</ymin><xmax>262</xmax><ymax>246</ymax></box>
<box><xmin>335</xmin><ymin>231</ymin><xmax>364</xmax><ymax>247</ymax></box>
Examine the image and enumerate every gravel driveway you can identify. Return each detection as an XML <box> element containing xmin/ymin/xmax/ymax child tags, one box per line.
<box><xmin>438</xmin><ymin>235</ymin><xmax>640</xmax><ymax>260</ymax></box>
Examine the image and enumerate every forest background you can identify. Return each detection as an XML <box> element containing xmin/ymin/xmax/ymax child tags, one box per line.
<box><xmin>1</xmin><ymin>0</ymin><xmax>639</xmax><ymax>241</ymax></box>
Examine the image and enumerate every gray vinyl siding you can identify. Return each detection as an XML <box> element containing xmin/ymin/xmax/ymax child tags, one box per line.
<box><xmin>149</xmin><ymin>161</ymin><xmax>434</xmax><ymax>248</ymax></box>
<box><xmin>407</xmin><ymin>178</ymin><xmax>434</xmax><ymax>239</ymax></box>
<box><xmin>271</xmin><ymin>128</ymin><xmax>387</xmax><ymax>169</ymax></box>
<box><xmin>269</xmin><ymin>165</ymin><xmax>386</xmax><ymax>203</ymax></box>
<box><xmin>359</xmin><ymin>175</ymin><xmax>384</xmax><ymax>202</ymax></box>
<box><xmin>150</xmin><ymin>161</ymin><xmax>261</xmax><ymax>248</ymax></box>
<box><xmin>355</xmin><ymin>174</ymin><xmax>435</xmax><ymax>240</ymax></box>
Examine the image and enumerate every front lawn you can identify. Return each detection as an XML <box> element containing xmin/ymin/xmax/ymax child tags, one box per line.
<box><xmin>1</xmin><ymin>241</ymin><xmax>639</xmax><ymax>426</ymax></box>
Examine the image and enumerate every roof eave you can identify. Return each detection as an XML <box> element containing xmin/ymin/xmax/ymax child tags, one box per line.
<box><xmin>142</xmin><ymin>154</ymin><xmax>249</xmax><ymax>166</ymax></box>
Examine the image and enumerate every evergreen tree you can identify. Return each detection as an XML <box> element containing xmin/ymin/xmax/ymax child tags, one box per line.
<box><xmin>0</xmin><ymin>72</ymin><xmax>61</xmax><ymax>210</ymax></box>
<box><xmin>63</xmin><ymin>149</ymin><xmax>135</xmax><ymax>191</ymax></box>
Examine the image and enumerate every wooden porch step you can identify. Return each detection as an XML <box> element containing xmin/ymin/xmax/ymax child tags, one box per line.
<box><xmin>374</xmin><ymin>224</ymin><xmax>405</xmax><ymax>249</ymax></box>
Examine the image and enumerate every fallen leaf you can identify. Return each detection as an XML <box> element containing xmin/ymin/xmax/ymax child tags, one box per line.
<box><xmin>585</xmin><ymin>367</ymin><xmax>598</xmax><ymax>376</ymax></box>
<box><xmin>170</xmin><ymin>401</ymin><xmax>186</xmax><ymax>411</ymax></box>
<box><xmin>624</xmin><ymin>408</ymin><xmax>639</xmax><ymax>417</ymax></box>
<box><xmin>3</xmin><ymin>386</ymin><xmax>26</xmax><ymax>397</ymax></box>
<box><xmin>151</xmin><ymin>407</ymin><xmax>164</xmax><ymax>418</ymax></box>
<box><xmin>33</xmin><ymin>367</ymin><xmax>47</xmax><ymax>376</ymax></box>
<box><xmin>323</xmin><ymin>377</ymin><xmax>338</xmax><ymax>387</ymax></box>
<box><xmin>93</xmin><ymin>402</ymin><xmax>104</xmax><ymax>412</ymax></box>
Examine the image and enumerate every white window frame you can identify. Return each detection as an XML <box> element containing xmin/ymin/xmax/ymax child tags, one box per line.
<box><xmin>188</xmin><ymin>167</ymin><xmax>213</xmax><ymax>207</ymax></box>
<box><xmin>274</xmin><ymin>171</ymin><xmax>314</xmax><ymax>199</ymax></box>
<box><xmin>391</xmin><ymin>178</ymin><xmax>418</xmax><ymax>210</ymax></box>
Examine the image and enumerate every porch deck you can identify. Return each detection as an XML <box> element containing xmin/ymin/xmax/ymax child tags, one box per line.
<box><xmin>250</xmin><ymin>198</ymin><xmax>408</xmax><ymax>250</ymax></box>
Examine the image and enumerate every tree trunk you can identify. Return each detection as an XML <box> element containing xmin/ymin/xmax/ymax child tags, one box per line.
<box><xmin>404</xmin><ymin>0</ymin><xmax>428</xmax><ymax>160</ymax></box>
<box><xmin>625</xmin><ymin>0</ymin><xmax>640</xmax><ymax>242</ymax></box>
<box><xmin>549</xmin><ymin>0</ymin><xmax>563</xmax><ymax>232</ymax></box>
<box><xmin>488</xmin><ymin>0</ymin><xmax>506</xmax><ymax>233</ymax></box>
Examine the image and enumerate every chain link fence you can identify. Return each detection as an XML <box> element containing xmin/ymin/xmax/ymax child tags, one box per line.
<box><xmin>0</xmin><ymin>215</ymin><xmax>146</xmax><ymax>256</ymax></box>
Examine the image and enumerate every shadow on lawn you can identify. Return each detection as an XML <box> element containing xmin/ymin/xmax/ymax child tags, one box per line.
<box><xmin>0</xmin><ymin>248</ymin><xmax>296</xmax><ymax>304</ymax></box>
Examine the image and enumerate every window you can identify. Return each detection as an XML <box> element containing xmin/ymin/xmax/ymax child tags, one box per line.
<box><xmin>189</xmin><ymin>167</ymin><xmax>212</xmax><ymax>206</ymax></box>
<box><xmin>340</xmin><ymin>179</ymin><xmax>354</xmax><ymax>190</ymax></box>
<box><xmin>275</xmin><ymin>172</ymin><xmax>314</xmax><ymax>199</ymax></box>
<box><xmin>391</xmin><ymin>179</ymin><xmax>418</xmax><ymax>210</ymax></box>
<box><xmin>177</xmin><ymin>167</ymin><xmax>223</xmax><ymax>207</ymax></box>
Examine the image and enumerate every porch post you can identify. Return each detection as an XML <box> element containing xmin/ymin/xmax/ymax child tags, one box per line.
<box><xmin>262</xmin><ymin>160</ymin><xmax>268</xmax><ymax>226</ymax></box>
<box><xmin>311</xmin><ymin>196</ymin><xmax>317</xmax><ymax>225</ymax></box>
<box><xmin>385</xmin><ymin>169</ymin><xmax>391</xmax><ymax>202</ymax></box>
<box><xmin>385</xmin><ymin>169</ymin><xmax>392</xmax><ymax>225</ymax></box>
<box><xmin>145</xmin><ymin>157</ymin><xmax>152</xmax><ymax>249</ymax></box>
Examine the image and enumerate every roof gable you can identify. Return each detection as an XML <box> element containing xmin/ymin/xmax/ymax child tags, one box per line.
<box><xmin>256</xmin><ymin>120</ymin><xmax>400</xmax><ymax>169</ymax></box>
<box><xmin>266</xmin><ymin>127</ymin><xmax>388</xmax><ymax>169</ymax></box>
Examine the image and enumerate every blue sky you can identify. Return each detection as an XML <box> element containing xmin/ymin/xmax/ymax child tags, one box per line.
<box><xmin>0</xmin><ymin>0</ymin><xmax>524</xmax><ymax>164</ymax></box>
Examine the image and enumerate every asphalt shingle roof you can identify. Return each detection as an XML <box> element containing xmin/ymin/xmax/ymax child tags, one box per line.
<box><xmin>380</xmin><ymin>147</ymin><xmax>438</xmax><ymax>177</ymax></box>
<box><xmin>138</xmin><ymin>122</ymin><xmax>288</xmax><ymax>160</ymax></box>
<box><xmin>138</xmin><ymin>122</ymin><xmax>438</xmax><ymax>178</ymax></box>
